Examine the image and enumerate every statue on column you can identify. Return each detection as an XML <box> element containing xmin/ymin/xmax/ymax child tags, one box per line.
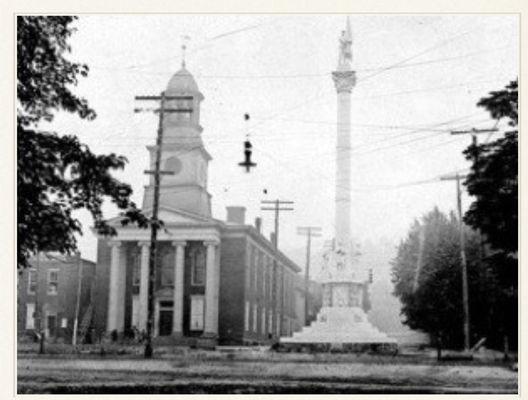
<box><xmin>338</xmin><ymin>30</ymin><xmax>353</xmax><ymax>71</ymax></box>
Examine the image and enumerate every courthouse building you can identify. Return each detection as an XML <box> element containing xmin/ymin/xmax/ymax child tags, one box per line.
<box><xmin>92</xmin><ymin>64</ymin><xmax>318</xmax><ymax>346</ymax></box>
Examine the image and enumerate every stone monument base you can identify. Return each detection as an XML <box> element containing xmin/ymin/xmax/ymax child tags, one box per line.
<box><xmin>278</xmin><ymin>307</ymin><xmax>397</xmax><ymax>354</ymax></box>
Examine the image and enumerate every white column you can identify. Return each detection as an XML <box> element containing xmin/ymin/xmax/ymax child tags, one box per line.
<box><xmin>172</xmin><ymin>241</ymin><xmax>186</xmax><ymax>335</ymax></box>
<box><xmin>335</xmin><ymin>90</ymin><xmax>352</xmax><ymax>248</ymax></box>
<box><xmin>204</xmin><ymin>241</ymin><xmax>219</xmax><ymax>336</ymax></box>
<box><xmin>107</xmin><ymin>241</ymin><xmax>121</xmax><ymax>332</ymax></box>
<box><xmin>332</xmin><ymin>69</ymin><xmax>356</xmax><ymax>269</ymax></box>
<box><xmin>138</xmin><ymin>241</ymin><xmax>150</xmax><ymax>331</ymax></box>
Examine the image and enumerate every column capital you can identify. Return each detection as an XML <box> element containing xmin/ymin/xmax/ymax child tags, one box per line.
<box><xmin>332</xmin><ymin>70</ymin><xmax>356</xmax><ymax>93</ymax></box>
<box><xmin>171</xmin><ymin>240</ymin><xmax>187</xmax><ymax>248</ymax></box>
<box><xmin>138</xmin><ymin>241</ymin><xmax>151</xmax><ymax>248</ymax></box>
<box><xmin>204</xmin><ymin>240</ymin><xmax>220</xmax><ymax>247</ymax></box>
<box><xmin>108</xmin><ymin>240</ymin><xmax>122</xmax><ymax>248</ymax></box>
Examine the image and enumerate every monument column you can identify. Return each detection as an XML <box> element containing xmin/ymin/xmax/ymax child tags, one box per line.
<box><xmin>204</xmin><ymin>240</ymin><xmax>219</xmax><ymax>336</ymax></box>
<box><xmin>278</xmin><ymin>18</ymin><xmax>397</xmax><ymax>352</ymax></box>
<box><xmin>138</xmin><ymin>241</ymin><xmax>150</xmax><ymax>331</ymax></box>
<box><xmin>331</xmin><ymin>19</ymin><xmax>356</xmax><ymax>257</ymax></box>
<box><xmin>172</xmin><ymin>240</ymin><xmax>187</xmax><ymax>335</ymax></box>
<box><xmin>107</xmin><ymin>241</ymin><xmax>124</xmax><ymax>332</ymax></box>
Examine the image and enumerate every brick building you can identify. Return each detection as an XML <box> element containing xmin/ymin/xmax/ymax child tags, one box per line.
<box><xmin>17</xmin><ymin>253</ymin><xmax>96</xmax><ymax>343</ymax></box>
<box><xmin>92</xmin><ymin>64</ymin><xmax>321</xmax><ymax>346</ymax></box>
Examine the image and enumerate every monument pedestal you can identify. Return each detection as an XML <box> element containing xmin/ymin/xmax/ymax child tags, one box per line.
<box><xmin>278</xmin><ymin>281</ymin><xmax>397</xmax><ymax>353</ymax></box>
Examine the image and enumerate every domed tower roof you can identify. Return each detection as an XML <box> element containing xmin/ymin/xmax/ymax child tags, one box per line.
<box><xmin>166</xmin><ymin>67</ymin><xmax>201</xmax><ymax>95</ymax></box>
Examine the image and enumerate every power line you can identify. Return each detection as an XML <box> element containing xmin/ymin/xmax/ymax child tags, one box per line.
<box><xmin>260</xmin><ymin>199</ymin><xmax>294</xmax><ymax>249</ymax></box>
<box><xmin>439</xmin><ymin>171</ymin><xmax>471</xmax><ymax>351</ymax></box>
<box><xmin>297</xmin><ymin>226</ymin><xmax>322</xmax><ymax>325</ymax></box>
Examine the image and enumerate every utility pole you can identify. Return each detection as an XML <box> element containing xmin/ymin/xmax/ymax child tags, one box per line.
<box><xmin>261</xmin><ymin>199</ymin><xmax>293</xmax><ymax>338</ymax></box>
<box><xmin>440</xmin><ymin>172</ymin><xmax>470</xmax><ymax>351</ymax></box>
<box><xmin>450</xmin><ymin>128</ymin><xmax>498</xmax><ymax>158</ymax></box>
<box><xmin>135</xmin><ymin>92</ymin><xmax>177</xmax><ymax>358</ymax></box>
<box><xmin>260</xmin><ymin>199</ymin><xmax>294</xmax><ymax>249</ymax></box>
<box><xmin>72</xmin><ymin>251</ymin><xmax>82</xmax><ymax>346</ymax></box>
<box><xmin>451</xmin><ymin>127</ymin><xmax>497</xmax><ymax>247</ymax></box>
<box><xmin>35</xmin><ymin>252</ymin><xmax>45</xmax><ymax>354</ymax></box>
<box><xmin>297</xmin><ymin>226</ymin><xmax>322</xmax><ymax>325</ymax></box>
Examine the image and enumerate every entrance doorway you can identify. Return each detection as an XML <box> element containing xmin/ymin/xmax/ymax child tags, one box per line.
<box><xmin>158</xmin><ymin>301</ymin><xmax>174</xmax><ymax>336</ymax></box>
<box><xmin>47</xmin><ymin>315</ymin><xmax>57</xmax><ymax>337</ymax></box>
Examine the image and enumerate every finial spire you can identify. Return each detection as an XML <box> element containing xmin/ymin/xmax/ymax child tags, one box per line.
<box><xmin>181</xmin><ymin>35</ymin><xmax>191</xmax><ymax>68</ymax></box>
<box><xmin>345</xmin><ymin>16</ymin><xmax>352</xmax><ymax>40</ymax></box>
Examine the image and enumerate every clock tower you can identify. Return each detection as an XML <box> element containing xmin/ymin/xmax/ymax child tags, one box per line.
<box><xmin>142</xmin><ymin>65</ymin><xmax>213</xmax><ymax>217</ymax></box>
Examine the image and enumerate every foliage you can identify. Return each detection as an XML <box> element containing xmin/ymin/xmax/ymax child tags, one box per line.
<box><xmin>463</xmin><ymin>79</ymin><xmax>518</xmax><ymax>349</ymax></box>
<box><xmin>17</xmin><ymin>16</ymin><xmax>148</xmax><ymax>269</ymax></box>
<box><xmin>391</xmin><ymin>208</ymin><xmax>494</xmax><ymax>349</ymax></box>
<box><xmin>463</xmin><ymin>80</ymin><xmax>518</xmax><ymax>255</ymax></box>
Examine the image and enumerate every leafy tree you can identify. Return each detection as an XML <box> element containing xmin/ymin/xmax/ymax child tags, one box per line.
<box><xmin>463</xmin><ymin>80</ymin><xmax>518</xmax><ymax>353</ymax></box>
<box><xmin>17</xmin><ymin>16</ymin><xmax>148</xmax><ymax>270</ymax></box>
<box><xmin>463</xmin><ymin>79</ymin><xmax>518</xmax><ymax>255</ymax></box>
<box><xmin>391</xmin><ymin>208</ymin><xmax>491</xmax><ymax>355</ymax></box>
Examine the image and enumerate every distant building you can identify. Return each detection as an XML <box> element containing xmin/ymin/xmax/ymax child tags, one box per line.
<box><xmin>17</xmin><ymin>253</ymin><xmax>96</xmax><ymax>343</ymax></box>
<box><xmin>92</xmin><ymin>64</ymin><xmax>321</xmax><ymax>347</ymax></box>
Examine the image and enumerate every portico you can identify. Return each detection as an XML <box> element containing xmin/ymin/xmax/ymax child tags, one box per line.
<box><xmin>102</xmin><ymin>211</ymin><xmax>221</xmax><ymax>342</ymax></box>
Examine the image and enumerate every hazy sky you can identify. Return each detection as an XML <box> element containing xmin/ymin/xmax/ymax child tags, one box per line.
<box><xmin>46</xmin><ymin>14</ymin><xmax>518</xmax><ymax>265</ymax></box>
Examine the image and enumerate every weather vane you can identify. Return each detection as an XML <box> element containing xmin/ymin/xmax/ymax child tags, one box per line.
<box><xmin>181</xmin><ymin>35</ymin><xmax>191</xmax><ymax>68</ymax></box>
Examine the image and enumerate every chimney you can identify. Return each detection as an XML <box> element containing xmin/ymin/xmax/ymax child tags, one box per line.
<box><xmin>255</xmin><ymin>217</ymin><xmax>262</xmax><ymax>233</ymax></box>
<box><xmin>270</xmin><ymin>232</ymin><xmax>276</xmax><ymax>247</ymax></box>
<box><xmin>226</xmin><ymin>206</ymin><xmax>246</xmax><ymax>225</ymax></box>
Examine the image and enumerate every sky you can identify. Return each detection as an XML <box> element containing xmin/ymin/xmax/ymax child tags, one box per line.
<box><xmin>46</xmin><ymin>14</ymin><xmax>519</xmax><ymax>268</ymax></box>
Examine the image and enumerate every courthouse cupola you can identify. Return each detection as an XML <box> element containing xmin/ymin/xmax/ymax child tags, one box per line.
<box><xmin>166</xmin><ymin>67</ymin><xmax>201</xmax><ymax>94</ymax></box>
<box><xmin>142</xmin><ymin>62</ymin><xmax>212</xmax><ymax>218</ymax></box>
<box><xmin>164</xmin><ymin>67</ymin><xmax>204</xmax><ymax>129</ymax></box>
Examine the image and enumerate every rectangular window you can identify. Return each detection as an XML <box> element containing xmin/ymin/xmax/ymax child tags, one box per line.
<box><xmin>251</xmin><ymin>247</ymin><xmax>257</xmax><ymax>295</ymax></box>
<box><xmin>132</xmin><ymin>253</ymin><xmax>141</xmax><ymax>291</ymax></box>
<box><xmin>161</xmin><ymin>264</ymin><xmax>174</xmax><ymax>287</ymax></box>
<box><xmin>268</xmin><ymin>262</ymin><xmax>273</xmax><ymax>301</ymax></box>
<box><xmin>244</xmin><ymin>301</ymin><xmax>250</xmax><ymax>332</ymax></box>
<box><xmin>25</xmin><ymin>303</ymin><xmax>35</xmax><ymax>329</ymax></box>
<box><xmin>47</xmin><ymin>269</ymin><xmax>59</xmax><ymax>295</ymax></box>
<box><xmin>261</xmin><ymin>307</ymin><xmax>266</xmax><ymax>335</ymax></box>
<box><xmin>253</xmin><ymin>303</ymin><xmax>258</xmax><ymax>333</ymax></box>
<box><xmin>257</xmin><ymin>251</ymin><xmax>262</xmax><ymax>300</ymax></box>
<box><xmin>191</xmin><ymin>248</ymin><xmax>206</xmax><ymax>286</ymax></box>
<box><xmin>27</xmin><ymin>269</ymin><xmax>37</xmax><ymax>295</ymax></box>
<box><xmin>173</xmin><ymin>96</ymin><xmax>194</xmax><ymax>122</ymax></box>
<box><xmin>245</xmin><ymin>246</ymin><xmax>252</xmax><ymax>291</ymax></box>
<box><xmin>190</xmin><ymin>295</ymin><xmax>204</xmax><ymax>331</ymax></box>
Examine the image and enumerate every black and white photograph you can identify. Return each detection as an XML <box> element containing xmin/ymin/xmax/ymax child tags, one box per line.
<box><xmin>15</xmin><ymin>13</ymin><xmax>519</xmax><ymax>394</ymax></box>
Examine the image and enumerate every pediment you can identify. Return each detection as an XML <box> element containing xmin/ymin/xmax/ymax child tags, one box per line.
<box><xmin>157</xmin><ymin>207</ymin><xmax>211</xmax><ymax>225</ymax></box>
<box><xmin>106</xmin><ymin>205</ymin><xmax>213</xmax><ymax>227</ymax></box>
